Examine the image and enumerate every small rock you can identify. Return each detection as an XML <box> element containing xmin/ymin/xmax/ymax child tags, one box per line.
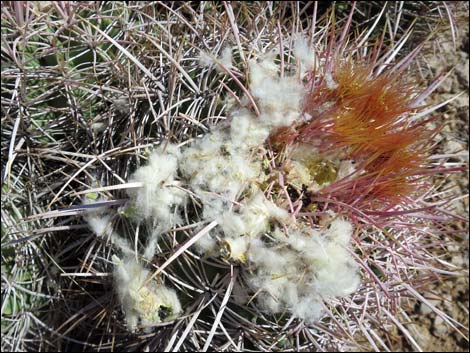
<box><xmin>442</xmin><ymin>293</ymin><xmax>454</xmax><ymax>312</ymax></box>
<box><xmin>447</xmin><ymin>244</ymin><xmax>459</xmax><ymax>252</ymax></box>
<box><xmin>433</xmin><ymin>316</ymin><xmax>449</xmax><ymax>336</ymax></box>
<box><xmin>419</xmin><ymin>299</ymin><xmax>441</xmax><ymax>315</ymax></box>
<box><xmin>436</xmin><ymin>75</ymin><xmax>454</xmax><ymax>93</ymax></box>
<box><xmin>445</xmin><ymin>139</ymin><xmax>466</xmax><ymax>154</ymax></box>
<box><xmin>454</xmin><ymin>93</ymin><xmax>469</xmax><ymax>108</ymax></box>
<box><xmin>451</xmin><ymin>254</ymin><xmax>465</xmax><ymax>267</ymax></box>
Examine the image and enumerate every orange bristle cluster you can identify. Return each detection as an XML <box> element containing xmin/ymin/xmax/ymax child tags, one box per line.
<box><xmin>272</xmin><ymin>58</ymin><xmax>432</xmax><ymax>209</ymax></box>
<box><xmin>329</xmin><ymin>62</ymin><xmax>419</xmax><ymax>157</ymax></box>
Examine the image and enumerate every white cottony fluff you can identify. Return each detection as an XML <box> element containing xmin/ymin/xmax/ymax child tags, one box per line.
<box><xmin>249</xmin><ymin>56</ymin><xmax>305</xmax><ymax>129</ymax></box>
<box><xmin>143</xmin><ymin>229</ymin><xmax>161</xmax><ymax>261</ymax></box>
<box><xmin>230</xmin><ymin>110</ymin><xmax>270</xmax><ymax>149</ymax></box>
<box><xmin>115</xmin><ymin>51</ymin><xmax>361</xmax><ymax>326</ymax></box>
<box><xmin>86</xmin><ymin>214</ymin><xmax>111</xmax><ymax>237</ymax></box>
<box><xmin>128</xmin><ymin>144</ymin><xmax>187</xmax><ymax>232</ymax></box>
<box><xmin>199</xmin><ymin>51</ymin><xmax>213</xmax><ymax>67</ymax></box>
<box><xmin>224</xmin><ymin>236</ymin><xmax>250</xmax><ymax>262</ymax></box>
<box><xmin>199</xmin><ymin>47</ymin><xmax>233</xmax><ymax>72</ymax></box>
<box><xmin>219</xmin><ymin>191</ymin><xmax>289</xmax><ymax>239</ymax></box>
<box><xmin>112</xmin><ymin>255</ymin><xmax>182</xmax><ymax>330</ymax></box>
<box><xmin>293</xmin><ymin>35</ymin><xmax>317</xmax><ymax>76</ymax></box>
<box><xmin>179</xmin><ymin>127</ymin><xmax>263</xmax><ymax>222</ymax></box>
<box><xmin>86</xmin><ymin>212</ymin><xmax>134</xmax><ymax>255</ymax></box>
<box><xmin>217</xmin><ymin>191</ymin><xmax>289</xmax><ymax>262</ymax></box>
<box><xmin>218</xmin><ymin>47</ymin><xmax>233</xmax><ymax>71</ymax></box>
<box><xmin>247</xmin><ymin>223</ymin><xmax>360</xmax><ymax>323</ymax></box>
<box><xmin>328</xmin><ymin>218</ymin><xmax>354</xmax><ymax>245</ymax></box>
<box><xmin>291</xmin><ymin>296</ymin><xmax>323</xmax><ymax>322</ymax></box>
<box><xmin>193</xmin><ymin>231</ymin><xmax>218</xmax><ymax>255</ymax></box>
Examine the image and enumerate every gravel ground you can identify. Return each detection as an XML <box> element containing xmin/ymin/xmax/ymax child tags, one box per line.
<box><xmin>407</xmin><ymin>8</ymin><xmax>469</xmax><ymax>351</ymax></box>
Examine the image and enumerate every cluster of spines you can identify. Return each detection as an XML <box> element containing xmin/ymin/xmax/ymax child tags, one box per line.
<box><xmin>272</xmin><ymin>57</ymin><xmax>435</xmax><ymax>211</ymax></box>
